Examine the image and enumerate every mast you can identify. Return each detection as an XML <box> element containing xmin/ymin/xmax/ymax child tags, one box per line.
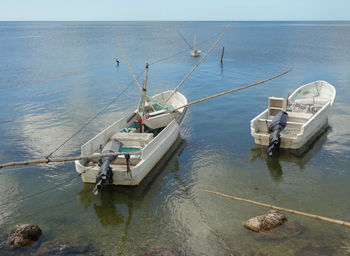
<box><xmin>141</xmin><ymin>63</ymin><xmax>149</xmax><ymax>133</ymax></box>
<box><xmin>194</xmin><ymin>33</ymin><xmax>196</xmax><ymax>49</ymax></box>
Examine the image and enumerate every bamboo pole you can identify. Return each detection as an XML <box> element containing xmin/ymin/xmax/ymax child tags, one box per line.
<box><xmin>204</xmin><ymin>190</ymin><xmax>350</xmax><ymax>228</ymax></box>
<box><xmin>0</xmin><ymin>152</ymin><xmax>141</xmax><ymax>169</ymax></box>
<box><xmin>141</xmin><ymin>63</ymin><xmax>149</xmax><ymax>133</ymax></box>
<box><xmin>171</xmin><ymin>69</ymin><xmax>292</xmax><ymax>113</ymax></box>
<box><xmin>116</xmin><ymin>35</ymin><xmax>143</xmax><ymax>93</ymax></box>
<box><xmin>165</xmin><ymin>24</ymin><xmax>230</xmax><ymax>103</ymax></box>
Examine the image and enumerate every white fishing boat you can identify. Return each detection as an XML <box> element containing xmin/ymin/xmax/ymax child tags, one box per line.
<box><xmin>190</xmin><ymin>49</ymin><xmax>201</xmax><ymax>57</ymax></box>
<box><xmin>251</xmin><ymin>80</ymin><xmax>336</xmax><ymax>152</ymax></box>
<box><xmin>190</xmin><ymin>33</ymin><xmax>201</xmax><ymax>57</ymax></box>
<box><xmin>75</xmin><ymin>90</ymin><xmax>187</xmax><ymax>192</ymax></box>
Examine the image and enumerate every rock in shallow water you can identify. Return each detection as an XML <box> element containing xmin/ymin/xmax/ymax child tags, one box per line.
<box><xmin>142</xmin><ymin>248</ymin><xmax>177</xmax><ymax>256</ymax></box>
<box><xmin>8</xmin><ymin>224</ymin><xmax>42</xmax><ymax>248</ymax></box>
<box><xmin>33</xmin><ymin>238</ymin><xmax>91</xmax><ymax>256</ymax></box>
<box><xmin>252</xmin><ymin>219</ymin><xmax>303</xmax><ymax>240</ymax></box>
<box><xmin>294</xmin><ymin>245</ymin><xmax>335</xmax><ymax>256</ymax></box>
<box><xmin>244</xmin><ymin>210</ymin><xmax>287</xmax><ymax>232</ymax></box>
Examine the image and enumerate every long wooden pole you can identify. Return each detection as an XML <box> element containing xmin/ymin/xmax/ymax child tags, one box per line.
<box><xmin>204</xmin><ymin>190</ymin><xmax>350</xmax><ymax>228</ymax></box>
<box><xmin>165</xmin><ymin>24</ymin><xmax>230</xmax><ymax>103</ymax></box>
<box><xmin>171</xmin><ymin>69</ymin><xmax>292</xmax><ymax>113</ymax></box>
<box><xmin>141</xmin><ymin>63</ymin><xmax>149</xmax><ymax>133</ymax></box>
<box><xmin>116</xmin><ymin>35</ymin><xmax>143</xmax><ymax>93</ymax></box>
<box><xmin>0</xmin><ymin>152</ymin><xmax>141</xmax><ymax>169</ymax></box>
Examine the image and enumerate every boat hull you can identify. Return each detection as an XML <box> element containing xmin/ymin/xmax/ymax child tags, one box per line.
<box><xmin>75</xmin><ymin>116</ymin><xmax>181</xmax><ymax>186</ymax></box>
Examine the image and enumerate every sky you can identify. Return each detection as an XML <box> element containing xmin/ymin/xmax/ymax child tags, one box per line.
<box><xmin>1</xmin><ymin>0</ymin><xmax>349</xmax><ymax>21</ymax></box>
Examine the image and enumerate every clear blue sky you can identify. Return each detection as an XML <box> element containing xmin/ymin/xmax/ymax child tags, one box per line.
<box><xmin>1</xmin><ymin>0</ymin><xmax>349</xmax><ymax>21</ymax></box>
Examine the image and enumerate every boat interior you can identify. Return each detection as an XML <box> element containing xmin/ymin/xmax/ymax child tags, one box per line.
<box><xmin>86</xmin><ymin>113</ymin><xmax>165</xmax><ymax>168</ymax></box>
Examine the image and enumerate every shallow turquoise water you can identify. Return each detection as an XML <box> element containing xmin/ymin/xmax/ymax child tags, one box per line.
<box><xmin>0</xmin><ymin>21</ymin><xmax>350</xmax><ymax>255</ymax></box>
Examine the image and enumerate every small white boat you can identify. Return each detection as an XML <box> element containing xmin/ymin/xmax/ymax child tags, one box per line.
<box><xmin>75</xmin><ymin>91</ymin><xmax>187</xmax><ymax>190</ymax></box>
<box><xmin>251</xmin><ymin>80</ymin><xmax>336</xmax><ymax>150</ymax></box>
<box><xmin>190</xmin><ymin>49</ymin><xmax>201</xmax><ymax>57</ymax></box>
<box><xmin>190</xmin><ymin>33</ymin><xmax>201</xmax><ymax>57</ymax></box>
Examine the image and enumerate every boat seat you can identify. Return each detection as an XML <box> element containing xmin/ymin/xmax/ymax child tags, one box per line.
<box><xmin>286</xmin><ymin>111</ymin><xmax>313</xmax><ymax>120</ymax></box>
<box><xmin>294</xmin><ymin>97</ymin><xmax>329</xmax><ymax>107</ymax></box>
<box><xmin>258</xmin><ymin>118</ymin><xmax>304</xmax><ymax>126</ymax></box>
<box><xmin>111</xmin><ymin>132</ymin><xmax>153</xmax><ymax>147</ymax></box>
<box><xmin>149</xmin><ymin>109</ymin><xmax>167</xmax><ymax>117</ymax></box>
<box><xmin>88</xmin><ymin>152</ymin><xmax>141</xmax><ymax>165</ymax></box>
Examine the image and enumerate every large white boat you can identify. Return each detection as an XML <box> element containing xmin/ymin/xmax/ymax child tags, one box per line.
<box><xmin>251</xmin><ymin>80</ymin><xmax>336</xmax><ymax>152</ymax></box>
<box><xmin>75</xmin><ymin>91</ymin><xmax>187</xmax><ymax>193</ymax></box>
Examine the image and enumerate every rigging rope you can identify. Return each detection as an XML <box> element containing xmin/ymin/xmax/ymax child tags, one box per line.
<box><xmin>44</xmin><ymin>30</ymin><xmax>226</xmax><ymax>158</ymax></box>
<box><xmin>45</xmin><ymin>71</ymin><xmax>144</xmax><ymax>159</ymax></box>
<box><xmin>148</xmin><ymin>31</ymin><xmax>223</xmax><ymax>66</ymax></box>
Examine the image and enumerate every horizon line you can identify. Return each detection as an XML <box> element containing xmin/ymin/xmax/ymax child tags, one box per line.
<box><xmin>1</xmin><ymin>20</ymin><xmax>350</xmax><ymax>22</ymax></box>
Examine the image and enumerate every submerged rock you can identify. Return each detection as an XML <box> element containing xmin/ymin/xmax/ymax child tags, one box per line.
<box><xmin>253</xmin><ymin>219</ymin><xmax>303</xmax><ymax>240</ymax></box>
<box><xmin>8</xmin><ymin>224</ymin><xmax>42</xmax><ymax>248</ymax></box>
<box><xmin>142</xmin><ymin>248</ymin><xmax>176</xmax><ymax>256</ymax></box>
<box><xmin>294</xmin><ymin>245</ymin><xmax>335</xmax><ymax>256</ymax></box>
<box><xmin>33</xmin><ymin>238</ymin><xmax>90</xmax><ymax>256</ymax></box>
<box><xmin>244</xmin><ymin>210</ymin><xmax>287</xmax><ymax>232</ymax></box>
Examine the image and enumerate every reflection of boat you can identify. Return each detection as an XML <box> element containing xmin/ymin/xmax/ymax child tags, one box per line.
<box><xmin>77</xmin><ymin>137</ymin><xmax>186</xmax><ymax>227</ymax></box>
<box><xmin>251</xmin><ymin>81</ymin><xmax>336</xmax><ymax>151</ymax></box>
<box><xmin>250</xmin><ymin>126</ymin><xmax>330</xmax><ymax>179</ymax></box>
<box><xmin>75</xmin><ymin>91</ymin><xmax>187</xmax><ymax>190</ymax></box>
<box><xmin>190</xmin><ymin>33</ymin><xmax>201</xmax><ymax>57</ymax></box>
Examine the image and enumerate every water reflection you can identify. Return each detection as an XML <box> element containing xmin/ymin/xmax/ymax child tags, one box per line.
<box><xmin>250</xmin><ymin>126</ymin><xmax>330</xmax><ymax>180</ymax></box>
<box><xmin>77</xmin><ymin>137</ymin><xmax>186</xmax><ymax>227</ymax></box>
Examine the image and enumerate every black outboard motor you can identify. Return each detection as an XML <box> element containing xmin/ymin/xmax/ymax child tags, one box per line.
<box><xmin>93</xmin><ymin>140</ymin><xmax>122</xmax><ymax>195</ymax></box>
<box><xmin>267</xmin><ymin>111</ymin><xmax>288</xmax><ymax>156</ymax></box>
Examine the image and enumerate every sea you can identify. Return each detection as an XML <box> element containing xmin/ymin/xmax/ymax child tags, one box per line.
<box><xmin>0</xmin><ymin>21</ymin><xmax>350</xmax><ymax>255</ymax></box>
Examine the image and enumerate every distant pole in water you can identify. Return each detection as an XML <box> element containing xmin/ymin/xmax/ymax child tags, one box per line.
<box><xmin>220</xmin><ymin>46</ymin><xmax>225</xmax><ymax>64</ymax></box>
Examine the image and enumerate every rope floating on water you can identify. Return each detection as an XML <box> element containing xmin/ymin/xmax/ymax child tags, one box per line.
<box><xmin>171</xmin><ymin>69</ymin><xmax>292</xmax><ymax>112</ymax></box>
<box><xmin>204</xmin><ymin>190</ymin><xmax>350</xmax><ymax>228</ymax></box>
<box><xmin>0</xmin><ymin>152</ymin><xmax>140</xmax><ymax>169</ymax></box>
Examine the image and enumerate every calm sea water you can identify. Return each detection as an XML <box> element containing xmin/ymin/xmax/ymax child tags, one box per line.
<box><xmin>1</xmin><ymin>21</ymin><xmax>350</xmax><ymax>255</ymax></box>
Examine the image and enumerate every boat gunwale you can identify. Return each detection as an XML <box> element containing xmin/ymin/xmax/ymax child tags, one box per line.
<box><xmin>289</xmin><ymin>80</ymin><xmax>336</xmax><ymax>106</ymax></box>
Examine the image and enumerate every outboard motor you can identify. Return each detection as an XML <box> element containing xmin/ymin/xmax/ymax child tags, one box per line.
<box><xmin>267</xmin><ymin>111</ymin><xmax>288</xmax><ymax>156</ymax></box>
<box><xmin>93</xmin><ymin>140</ymin><xmax>122</xmax><ymax>195</ymax></box>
